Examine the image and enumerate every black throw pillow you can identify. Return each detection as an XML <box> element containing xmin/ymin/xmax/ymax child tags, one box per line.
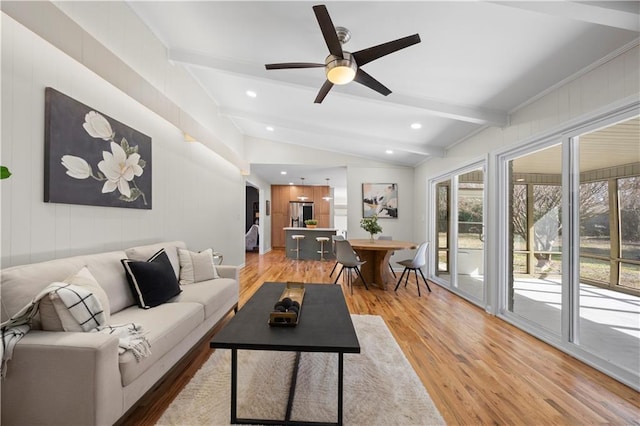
<box><xmin>121</xmin><ymin>249</ymin><xmax>182</xmax><ymax>309</ymax></box>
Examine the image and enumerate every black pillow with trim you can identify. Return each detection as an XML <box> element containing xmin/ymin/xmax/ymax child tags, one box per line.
<box><xmin>121</xmin><ymin>248</ymin><xmax>182</xmax><ymax>309</ymax></box>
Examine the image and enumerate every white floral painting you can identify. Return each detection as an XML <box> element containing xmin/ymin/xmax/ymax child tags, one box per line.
<box><xmin>44</xmin><ymin>88</ymin><xmax>152</xmax><ymax>209</ymax></box>
<box><xmin>362</xmin><ymin>183</ymin><xmax>398</xmax><ymax>218</ymax></box>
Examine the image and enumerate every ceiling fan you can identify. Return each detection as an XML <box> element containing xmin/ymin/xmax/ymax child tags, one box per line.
<box><xmin>265</xmin><ymin>4</ymin><xmax>421</xmax><ymax>104</ymax></box>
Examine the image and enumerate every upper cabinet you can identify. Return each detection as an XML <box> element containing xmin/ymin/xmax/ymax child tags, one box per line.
<box><xmin>272</xmin><ymin>186</ymin><xmax>290</xmax><ymax>215</ymax></box>
<box><xmin>314</xmin><ymin>186</ymin><xmax>330</xmax><ymax>215</ymax></box>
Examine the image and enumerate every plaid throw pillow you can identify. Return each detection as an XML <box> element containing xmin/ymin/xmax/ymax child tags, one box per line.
<box><xmin>40</xmin><ymin>266</ymin><xmax>111</xmax><ymax>331</ymax></box>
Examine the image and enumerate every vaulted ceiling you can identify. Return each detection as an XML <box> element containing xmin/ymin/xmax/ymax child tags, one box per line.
<box><xmin>127</xmin><ymin>1</ymin><xmax>639</xmax><ymax>184</ymax></box>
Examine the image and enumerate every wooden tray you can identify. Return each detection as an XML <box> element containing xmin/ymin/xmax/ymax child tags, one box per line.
<box><xmin>268</xmin><ymin>282</ymin><xmax>305</xmax><ymax>326</ymax></box>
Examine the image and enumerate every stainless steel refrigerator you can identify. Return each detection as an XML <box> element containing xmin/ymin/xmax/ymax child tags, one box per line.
<box><xmin>289</xmin><ymin>201</ymin><xmax>314</xmax><ymax>227</ymax></box>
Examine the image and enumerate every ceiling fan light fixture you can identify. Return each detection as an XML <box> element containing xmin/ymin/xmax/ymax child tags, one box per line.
<box><xmin>326</xmin><ymin>53</ymin><xmax>357</xmax><ymax>85</ymax></box>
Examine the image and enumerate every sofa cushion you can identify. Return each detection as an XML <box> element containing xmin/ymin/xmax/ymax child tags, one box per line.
<box><xmin>40</xmin><ymin>266</ymin><xmax>111</xmax><ymax>331</ymax></box>
<box><xmin>0</xmin><ymin>250</ymin><xmax>130</xmax><ymax>325</ymax></box>
<box><xmin>178</xmin><ymin>248</ymin><xmax>220</xmax><ymax>284</ymax></box>
<box><xmin>171</xmin><ymin>278</ymin><xmax>238</xmax><ymax>319</ymax></box>
<box><xmin>110</xmin><ymin>302</ymin><xmax>204</xmax><ymax>386</ymax></box>
<box><xmin>121</xmin><ymin>249</ymin><xmax>182</xmax><ymax>309</ymax></box>
<box><xmin>124</xmin><ymin>241</ymin><xmax>186</xmax><ymax>280</ymax></box>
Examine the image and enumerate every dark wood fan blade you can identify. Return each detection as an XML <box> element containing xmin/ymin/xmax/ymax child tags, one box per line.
<box><xmin>265</xmin><ymin>62</ymin><xmax>325</xmax><ymax>70</ymax></box>
<box><xmin>352</xmin><ymin>34</ymin><xmax>421</xmax><ymax>67</ymax></box>
<box><xmin>314</xmin><ymin>80</ymin><xmax>334</xmax><ymax>103</ymax></box>
<box><xmin>354</xmin><ymin>69</ymin><xmax>391</xmax><ymax>96</ymax></box>
<box><xmin>313</xmin><ymin>5</ymin><xmax>343</xmax><ymax>58</ymax></box>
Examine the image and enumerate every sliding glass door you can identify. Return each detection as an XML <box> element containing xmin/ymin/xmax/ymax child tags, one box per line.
<box><xmin>456</xmin><ymin>169</ymin><xmax>485</xmax><ymax>301</ymax></box>
<box><xmin>431</xmin><ymin>164</ymin><xmax>486</xmax><ymax>306</ymax></box>
<box><xmin>575</xmin><ymin>117</ymin><xmax>640</xmax><ymax>376</ymax></box>
<box><xmin>435</xmin><ymin>180</ymin><xmax>451</xmax><ymax>285</ymax></box>
<box><xmin>507</xmin><ymin>143</ymin><xmax>563</xmax><ymax>335</ymax></box>
<box><xmin>500</xmin><ymin>113</ymin><xmax>639</xmax><ymax>387</ymax></box>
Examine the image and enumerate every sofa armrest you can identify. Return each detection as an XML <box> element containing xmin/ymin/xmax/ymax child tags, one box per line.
<box><xmin>216</xmin><ymin>264</ymin><xmax>239</xmax><ymax>281</ymax></box>
<box><xmin>1</xmin><ymin>330</ymin><xmax>124</xmax><ymax>426</ymax></box>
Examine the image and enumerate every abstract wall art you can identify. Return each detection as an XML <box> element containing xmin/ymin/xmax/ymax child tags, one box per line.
<box><xmin>362</xmin><ymin>183</ymin><xmax>398</xmax><ymax>218</ymax></box>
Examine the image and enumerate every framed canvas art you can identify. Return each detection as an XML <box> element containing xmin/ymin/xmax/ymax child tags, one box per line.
<box><xmin>362</xmin><ymin>183</ymin><xmax>398</xmax><ymax>218</ymax></box>
<box><xmin>44</xmin><ymin>87</ymin><xmax>152</xmax><ymax>209</ymax></box>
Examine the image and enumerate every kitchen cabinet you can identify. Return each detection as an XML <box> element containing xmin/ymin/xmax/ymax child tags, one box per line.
<box><xmin>271</xmin><ymin>184</ymin><xmax>331</xmax><ymax>248</ymax></box>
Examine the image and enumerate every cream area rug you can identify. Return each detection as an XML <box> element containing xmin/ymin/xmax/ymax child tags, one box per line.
<box><xmin>157</xmin><ymin>314</ymin><xmax>445</xmax><ymax>425</ymax></box>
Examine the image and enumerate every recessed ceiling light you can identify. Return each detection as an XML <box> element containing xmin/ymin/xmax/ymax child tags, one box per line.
<box><xmin>266</xmin><ymin>126</ymin><xmax>274</xmax><ymax>132</ymax></box>
<box><xmin>385</xmin><ymin>149</ymin><xmax>394</xmax><ymax>154</ymax></box>
<box><xmin>280</xmin><ymin>171</ymin><xmax>287</xmax><ymax>175</ymax></box>
<box><xmin>289</xmin><ymin>182</ymin><xmax>294</xmax><ymax>185</ymax></box>
<box><xmin>246</xmin><ymin>90</ymin><xmax>257</xmax><ymax>98</ymax></box>
<box><xmin>410</xmin><ymin>122</ymin><xmax>422</xmax><ymax>129</ymax></box>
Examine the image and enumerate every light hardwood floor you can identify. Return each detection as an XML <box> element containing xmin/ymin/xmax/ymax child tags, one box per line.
<box><xmin>121</xmin><ymin>250</ymin><xmax>640</xmax><ymax>425</ymax></box>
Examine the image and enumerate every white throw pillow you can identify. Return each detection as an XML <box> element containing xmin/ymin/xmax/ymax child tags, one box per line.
<box><xmin>40</xmin><ymin>266</ymin><xmax>111</xmax><ymax>331</ymax></box>
<box><xmin>178</xmin><ymin>248</ymin><xmax>220</xmax><ymax>284</ymax></box>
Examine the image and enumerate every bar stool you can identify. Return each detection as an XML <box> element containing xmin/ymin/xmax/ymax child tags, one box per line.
<box><xmin>316</xmin><ymin>236</ymin><xmax>330</xmax><ymax>261</ymax></box>
<box><xmin>291</xmin><ymin>234</ymin><xmax>305</xmax><ymax>260</ymax></box>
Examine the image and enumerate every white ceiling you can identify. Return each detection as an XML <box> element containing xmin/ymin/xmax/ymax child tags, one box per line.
<box><xmin>127</xmin><ymin>1</ymin><xmax>639</xmax><ymax>185</ymax></box>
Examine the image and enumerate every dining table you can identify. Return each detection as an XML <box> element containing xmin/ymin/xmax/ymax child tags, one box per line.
<box><xmin>347</xmin><ymin>239</ymin><xmax>418</xmax><ymax>290</ymax></box>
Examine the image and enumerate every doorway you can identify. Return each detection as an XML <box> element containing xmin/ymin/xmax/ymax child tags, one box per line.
<box><xmin>245</xmin><ymin>184</ymin><xmax>259</xmax><ymax>252</ymax></box>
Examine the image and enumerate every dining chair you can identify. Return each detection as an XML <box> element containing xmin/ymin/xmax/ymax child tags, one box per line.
<box><xmin>394</xmin><ymin>242</ymin><xmax>431</xmax><ymax>296</ymax></box>
<box><xmin>329</xmin><ymin>235</ymin><xmax>345</xmax><ymax>277</ymax></box>
<box><xmin>377</xmin><ymin>235</ymin><xmax>397</xmax><ymax>277</ymax></box>
<box><xmin>333</xmin><ymin>239</ymin><xmax>368</xmax><ymax>294</ymax></box>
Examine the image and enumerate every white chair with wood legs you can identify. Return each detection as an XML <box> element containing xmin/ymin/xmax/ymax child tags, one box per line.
<box><xmin>291</xmin><ymin>234</ymin><xmax>305</xmax><ymax>260</ymax></box>
<box><xmin>395</xmin><ymin>242</ymin><xmax>431</xmax><ymax>296</ymax></box>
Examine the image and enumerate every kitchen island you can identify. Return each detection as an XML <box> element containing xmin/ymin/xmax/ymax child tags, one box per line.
<box><xmin>284</xmin><ymin>227</ymin><xmax>338</xmax><ymax>260</ymax></box>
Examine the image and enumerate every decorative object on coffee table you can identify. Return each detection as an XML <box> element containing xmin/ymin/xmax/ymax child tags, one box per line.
<box><xmin>269</xmin><ymin>282</ymin><xmax>305</xmax><ymax>326</ymax></box>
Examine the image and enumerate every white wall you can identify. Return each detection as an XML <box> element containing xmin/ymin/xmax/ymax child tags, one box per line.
<box><xmin>347</xmin><ymin>165</ymin><xmax>415</xmax><ymax>264</ymax></box>
<box><xmin>333</xmin><ymin>187</ymin><xmax>348</xmax><ymax>235</ymax></box>
<box><xmin>1</xmin><ymin>13</ymin><xmax>246</xmax><ymax>267</ymax></box>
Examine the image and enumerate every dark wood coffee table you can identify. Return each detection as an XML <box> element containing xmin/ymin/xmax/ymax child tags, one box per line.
<box><xmin>210</xmin><ymin>282</ymin><xmax>360</xmax><ymax>425</ymax></box>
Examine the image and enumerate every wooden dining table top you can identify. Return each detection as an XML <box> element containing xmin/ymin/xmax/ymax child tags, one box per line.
<box><xmin>348</xmin><ymin>239</ymin><xmax>418</xmax><ymax>251</ymax></box>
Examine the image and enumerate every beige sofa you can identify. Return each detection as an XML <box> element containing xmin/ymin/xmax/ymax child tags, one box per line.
<box><xmin>0</xmin><ymin>241</ymin><xmax>239</xmax><ymax>425</ymax></box>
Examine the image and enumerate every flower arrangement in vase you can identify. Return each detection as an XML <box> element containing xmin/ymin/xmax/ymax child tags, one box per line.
<box><xmin>360</xmin><ymin>216</ymin><xmax>382</xmax><ymax>241</ymax></box>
